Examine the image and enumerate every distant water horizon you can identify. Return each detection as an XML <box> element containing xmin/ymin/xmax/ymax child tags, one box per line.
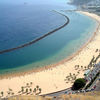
<box><xmin>0</xmin><ymin>0</ymin><xmax>97</xmax><ymax>75</ymax></box>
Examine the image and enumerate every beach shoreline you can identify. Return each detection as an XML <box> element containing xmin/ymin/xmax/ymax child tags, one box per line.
<box><xmin>0</xmin><ymin>11</ymin><xmax>99</xmax><ymax>79</ymax></box>
<box><xmin>0</xmin><ymin>11</ymin><xmax>100</xmax><ymax>97</ymax></box>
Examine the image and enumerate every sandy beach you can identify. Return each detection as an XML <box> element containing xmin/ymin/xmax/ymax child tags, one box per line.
<box><xmin>0</xmin><ymin>11</ymin><xmax>100</xmax><ymax>97</ymax></box>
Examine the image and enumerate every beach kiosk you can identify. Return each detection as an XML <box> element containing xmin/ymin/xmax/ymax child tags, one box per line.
<box><xmin>84</xmin><ymin>69</ymin><xmax>91</xmax><ymax>77</ymax></box>
<box><xmin>84</xmin><ymin>69</ymin><xmax>91</xmax><ymax>82</ymax></box>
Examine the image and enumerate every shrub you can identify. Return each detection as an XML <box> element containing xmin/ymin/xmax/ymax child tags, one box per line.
<box><xmin>72</xmin><ymin>78</ymin><xmax>86</xmax><ymax>90</ymax></box>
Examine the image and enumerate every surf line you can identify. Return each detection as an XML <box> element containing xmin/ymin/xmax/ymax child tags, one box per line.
<box><xmin>0</xmin><ymin>11</ymin><xmax>70</xmax><ymax>54</ymax></box>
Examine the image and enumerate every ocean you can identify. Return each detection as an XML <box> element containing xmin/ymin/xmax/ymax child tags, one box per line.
<box><xmin>0</xmin><ymin>0</ymin><xmax>97</xmax><ymax>74</ymax></box>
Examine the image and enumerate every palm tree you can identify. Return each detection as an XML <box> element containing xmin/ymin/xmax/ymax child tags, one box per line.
<box><xmin>21</xmin><ymin>86</ymin><xmax>24</xmax><ymax>93</ymax></box>
<box><xmin>95</xmin><ymin>49</ymin><xmax>98</xmax><ymax>52</ymax></box>
<box><xmin>84</xmin><ymin>66</ymin><xmax>87</xmax><ymax>70</ymax></box>
<box><xmin>30</xmin><ymin>82</ymin><xmax>33</xmax><ymax>86</ymax></box>
<box><xmin>77</xmin><ymin>71</ymin><xmax>80</xmax><ymax>75</ymax></box>
<box><xmin>81</xmin><ymin>66</ymin><xmax>83</xmax><ymax>69</ymax></box>
<box><xmin>69</xmin><ymin>73</ymin><xmax>72</xmax><ymax>76</ymax></box>
<box><xmin>30</xmin><ymin>88</ymin><xmax>32</xmax><ymax>93</ymax></box>
<box><xmin>1</xmin><ymin>91</ymin><xmax>4</xmax><ymax>97</ymax></box>
<box><xmin>26</xmin><ymin>83</ymin><xmax>29</xmax><ymax>87</ymax></box>
<box><xmin>9</xmin><ymin>88</ymin><xmax>12</xmax><ymax>91</ymax></box>
<box><xmin>66</xmin><ymin>81</ymin><xmax>68</xmax><ymax>83</ymax></box>
<box><xmin>12</xmin><ymin>92</ymin><xmax>14</xmax><ymax>96</ymax></box>
<box><xmin>73</xmin><ymin>76</ymin><xmax>76</xmax><ymax>80</ymax></box>
<box><xmin>36</xmin><ymin>85</ymin><xmax>39</xmax><ymax>89</ymax></box>
<box><xmin>68</xmin><ymin>78</ymin><xmax>70</xmax><ymax>81</ymax></box>
<box><xmin>73</xmin><ymin>73</ymin><xmax>75</xmax><ymax>76</ymax></box>
<box><xmin>7</xmin><ymin>92</ymin><xmax>10</xmax><ymax>97</ymax></box>
<box><xmin>66</xmin><ymin>76</ymin><xmax>69</xmax><ymax>78</ymax></box>
<box><xmin>33</xmin><ymin>88</ymin><xmax>36</xmax><ymax>93</ymax></box>
<box><xmin>39</xmin><ymin>88</ymin><xmax>42</xmax><ymax>93</ymax></box>
<box><xmin>26</xmin><ymin>88</ymin><xmax>28</xmax><ymax>94</ymax></box>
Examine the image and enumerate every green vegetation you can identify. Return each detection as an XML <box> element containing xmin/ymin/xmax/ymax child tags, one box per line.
<box><xmin>33</xmin><ymin>85</ymin><xmax>42</xmax><ymax>95</ymax></box>
<box><xmin>72</xmin><ymin>78</ymin><xmax>86</xmax><ymax>90</ymax></box>
<box><xmin>21</xmin><ymin>86</ymin><xmax>24</xmax><ymax>93</ymax></box>
<box><xmin>1</xmin><ymin>91</ymin><xmax>4</xmax><ymax>97</ymax></box>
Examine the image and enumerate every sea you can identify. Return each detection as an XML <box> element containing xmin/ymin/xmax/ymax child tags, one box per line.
<box><xmin>0</xmin><ymin>0</ymin><xmax>97</xmax><ymax>74</ymax></box>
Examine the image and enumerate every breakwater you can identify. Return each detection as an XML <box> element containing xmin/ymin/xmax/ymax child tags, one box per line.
<box><xmin>0</xmin><ymin>11</ymin><xmax>70</xmax><ymax>54</ymax></box>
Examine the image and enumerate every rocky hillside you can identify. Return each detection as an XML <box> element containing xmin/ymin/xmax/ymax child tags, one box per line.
<box><xmin>69</xmin><ymin>0</ymin><xmax>100</xmax><ymax>6</ymax></box>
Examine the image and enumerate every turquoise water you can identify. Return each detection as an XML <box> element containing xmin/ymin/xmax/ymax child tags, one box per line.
<box><xmin>0</xmin><ymin>9</ymin><xmax>97</xmax><ymax>74</ymax></box>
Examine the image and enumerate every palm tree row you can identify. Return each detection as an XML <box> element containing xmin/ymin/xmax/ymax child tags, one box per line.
<box><xmin>65</xmin><ymin>73</ymin><xmax>77</xmax><ymax>83</ymax></box>
<box><xmin>65</xmin><ymin>49</ymin><xmax>100</xmax><ymax>84</ymax></box>
<box><xmin>19</xmin><ymin>82</ymin><xmax>42</xmax><ymax>96</ymax></box>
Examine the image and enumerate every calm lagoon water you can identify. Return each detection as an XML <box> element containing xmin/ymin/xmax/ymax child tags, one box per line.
<box><xmin>0</xmin><ymin>0</ymin><xmax>97</xmax><ymax>74</ymax></box>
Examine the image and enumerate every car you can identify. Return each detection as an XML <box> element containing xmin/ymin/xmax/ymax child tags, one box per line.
<box><xmin>86</xmin><ymin>89</ymin><xmax>91</xmax><ymax>92</ymax></box>
<box><xmin>65</xmin><ymin>91</ymin><xmax>67</xmax><ymax>94</ymax></box>
<box><xmin>72</xmin><ymin>91</ymin><xmax>75</xmax><ymax>94</ymax></box>
<box><xmin>91</xmin><ymin>88</ymin><xmax>94</xmax><ymax>91</ymax></box>
<box><xmin>80</xmin><ymin>90</ymin><xmax>85</xmax><ymax>93</ymax></box>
